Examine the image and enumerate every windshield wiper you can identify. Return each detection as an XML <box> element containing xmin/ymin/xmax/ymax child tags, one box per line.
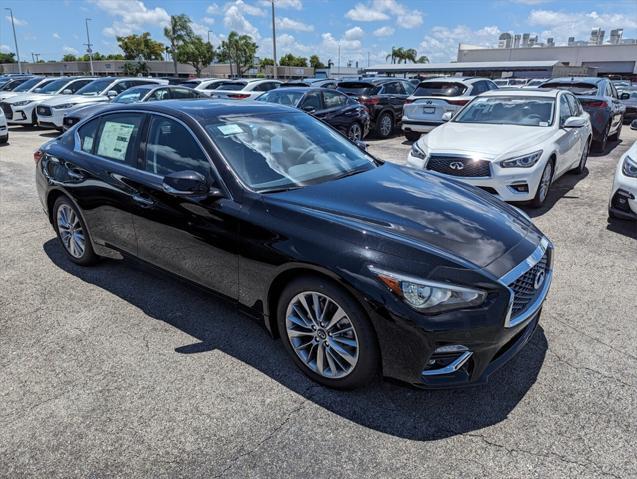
<box><xmin>330</xmin><ymin>166</ymin><xmax>370</xmax><ymax>181</ymax></box>
<box><xmin>258</xmin><ymin>185</ymin><xmax>303</xmax><ymax>194</ymax></box>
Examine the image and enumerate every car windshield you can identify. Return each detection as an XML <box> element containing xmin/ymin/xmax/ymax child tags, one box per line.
<box><xmin>413</xmin><ymin>82</ymin><xmax>467</xmax><ymax>97</ymax></box>
<box><xmin>542</xmin><ymin>82</ymin><xmax>598</xmax><ymax>96</ymax></box>
<box><xmin>255</xmin><ymin>90</ymin><xmax>304</xmax><ymax>106</ymax></box>
<box><xmin>216</xmin><ymin>82</ymin><xmax>247</xmax><ymax>91</ymax></box>
<box><xmin>13</xmin><ymin>78</ymin><xmax>43</xmax><ymax>92</ymax></box>
<box><xmin>204</xmin><ymin>112</ymin><xmax>376</xmax><ymax>192</ymax></box>
<box><xmin>114</xmin><ymin>88</ymin><xmax>147</xmax><ymax>103</ymax></box>
<box><xmin>76</xmin><ymin>79</ymin><xmax>112</xmax><ymax>96</ymax></box>
<box><xmin>454</xmin><ymin>96</ymin><xmax>555</xmax><ymax>127</ymax></box>
<box><xmin>337</xmin><ymin>82</ymin><xmax>379</xmax><ymax>96</ymax></box>
<box><xmin>38</xmin><ymin>78</ymin><xmax>72</xmax><ymax>94</ymax></box>
<box><xmin>526</xmin><ymin>80</ymin><xmax>545</xmax><ymax>87</ymax></box>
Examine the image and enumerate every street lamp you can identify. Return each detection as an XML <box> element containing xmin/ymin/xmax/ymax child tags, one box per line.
<box><xmin>271</xmin><ymin>0</ymin><xmax>277</xmax><ymax>79</ymax></box>
<box><xmin>4</xmin><ymin>8</ymin><xmax>22</xmax><ymax>74</ymax></box>
<box><xmin>84</xmin><ymin>18</ymin><xmax>94</xmax><ymax>76</ymax></box>
<box><xmin>207</xmin><ymin>30</ymin><xmax>213</xmax><ymax>44</ymax></box>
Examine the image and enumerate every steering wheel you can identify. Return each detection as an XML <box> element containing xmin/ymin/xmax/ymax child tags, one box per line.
<box><xmin>297</xmin><ymin>144</ymin><xmax>321</xmax><ymax>164</ymax></box>
<box><xmin>527</xmin><ymin>114</ymin><xmax>543</xmax><ymax>123</ymax></box>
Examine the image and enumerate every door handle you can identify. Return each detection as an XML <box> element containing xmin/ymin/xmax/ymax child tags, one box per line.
<box><xmin>67</xmin><ymin>169</ymin><xmax>85</xmax><ymax>180</ymax></box>
<box><xmin>132</xmin><ymin>193</ymin><xmax>155</xmax><ymax>207</ymax></box>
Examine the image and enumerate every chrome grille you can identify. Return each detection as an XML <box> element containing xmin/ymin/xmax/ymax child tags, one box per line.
<box><xmin>0</xmin><ymin>102</ymin><xmax>13</xmax><ymax>120</ymax></box>
<box><xmin>37</xmin><ymin>105</ymin><xmax>52</xmax><ymax>117</ymax></box>
<box><xmin>426</xmin><ymin>156</ymin><xmax>491</xmax><ymax>178</ymax></box>
<box><xmin>508</xmin><ymin>252</ymin><xmax>549</xmax><ymax>316</ymax></box>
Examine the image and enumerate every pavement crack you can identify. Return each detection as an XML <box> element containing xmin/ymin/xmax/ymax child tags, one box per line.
<box><xmin>553</xmin><ymin>317</ymin><xmax>637</xmax><ymax>361</ymax></box>
<box><xmin>548</xmin><ymin>347</ymin><xmax>634</xmax><ymax>388</ymax></box>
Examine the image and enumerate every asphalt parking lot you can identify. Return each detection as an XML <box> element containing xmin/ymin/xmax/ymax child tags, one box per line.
<box><xmin>1</xmin><ymin>125</ymin><xmax>636</xmax><ymax>478</ymax></box>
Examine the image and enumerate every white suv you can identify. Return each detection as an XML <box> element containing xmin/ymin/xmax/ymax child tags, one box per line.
<box><xmin>210</xmin><ymin>79</ymin><xmax>282</xmax><ymax>100</ymax></box>
<box><xmin>178</xmin><ymin>78</ymin><xmax>227</xmax><ymax>96</ymax></box>
<box><xmin>402</xmin><ymin>77</ymin><xmax>498</xmax><ymax>141</ymax></box>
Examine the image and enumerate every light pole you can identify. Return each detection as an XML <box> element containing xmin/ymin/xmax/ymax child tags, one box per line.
<box><xmin>271</xmin><ymin>0</ymin><xmax>277</xmax><ymax>79</ymax></box>
<box><xmin>207</xmin><ymin>30</ymin><xmax>213</xmax><ymax>44</ymax></box>
<box><xmin>337</xmin><ymin>41</ymin><xmax>341</xmax><ymax>77</ymax></box>
<box><xmin>84</xmin><ymin>18</ymin><xmax>94</xmax><ymax>75</ymax></box>
<box><xmin>5</xmin><ymin>8</ymin><xmax>22</xmax><ymax>74</ymax></box>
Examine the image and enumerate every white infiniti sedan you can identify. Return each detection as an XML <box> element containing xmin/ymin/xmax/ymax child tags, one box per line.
<box><xmin>407</xmin><ymin>89</ymin><xmax>593</xmax><ymax>207</ymax></box>
<box><xmin>609</xmin><ymin>120</ymin><xmax>637</xmax><ymax>220</ymax></box>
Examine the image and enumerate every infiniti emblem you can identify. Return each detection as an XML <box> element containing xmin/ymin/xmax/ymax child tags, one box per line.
<box><xmin>534</xmin><ymin>269</ymin><xmax>546</xmax><ymax>290</ymax></box>
<box><xmin>425</xmin><ymin>100</ymin><xmax>433</xmax><ymax>104</ymax></box>
<box><xmin>449</xmin><ymin>161</ymin><xmax>465</xmax><ymax>170</ymax></box>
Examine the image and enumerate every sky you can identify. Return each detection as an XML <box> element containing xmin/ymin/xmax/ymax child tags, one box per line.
<box><xmin>1</xmin><ymin>0</ymin><xmax>636</xmax><ymax>66</ymax></box>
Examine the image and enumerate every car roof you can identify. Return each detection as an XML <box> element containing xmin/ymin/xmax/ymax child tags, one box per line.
<box><xmin>481</xmin><ymin>89</ymin><xmax>562</xmax><ymax>98</ymax></box>
<box><xmin>271</xmin><ymin>87</ymin><xmax>323</xmax><ymax>92</ymax></box>
<box><xmin>544</xmin><ymin>77</ymin><xmax>603</xmax><ymax>84</ymax></box>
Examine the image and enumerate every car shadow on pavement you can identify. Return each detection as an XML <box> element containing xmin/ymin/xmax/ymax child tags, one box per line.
<box><xmin>588</xmin><ymin>139</ymin><xmax>621</xmax><ymax>158</ymax></box>
<box><xmin>523</xmin><ymin>168</ymin><xmax>590</xmax><ymax>218</ymax></box>
<box><xmin>43</xmin><ymin>238</ymin><xmax>547</xmax><ymax>442</ymax></box>
<box><xmin>606</xmin><ymin>218</ymin><xmax>637</xmax><ymax>240</ymax></box>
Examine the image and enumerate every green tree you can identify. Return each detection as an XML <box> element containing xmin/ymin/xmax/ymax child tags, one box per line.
<box><xmin>217</xmin><ymin>31</ymin><xmax>258</xmax><ymax>77</ymax></box>
<box><xmin>402</xmin><ymin>48</ymin><xmax>417</xmax><ymax>63</ymax></box>
<box><xmin>0</xmin><ymin>52</ymin><xmax>16</xmax><ymax>63</ymax></box>
<box><xmin>106</xmin><ymin>53</ymin><xmax>125</xmax><ymax>60</ymax></box>
<box><xmin>416</xmin><ymin>55</ymin><xmax>429</xmax><ymax>64</ymax></box>
<box><xmin>279</xmin><ymin>53</ymin><xmax>307</xmax><ymax>67</ymax></box>
<box><xmin>117</xmin><ymin>32</ymin><xmax>164</xmax><ymax>61</ymax></box>
<box><xmin>122</xmin><ymin>60</ymin><xmax>149</xmax><ymax>76</ymax></box>
<box><xmin>62</xmin><ymin>54</ymin><xmax>77</xmax><ymax>61</ymax></box>
<box><xmin>385</xmin><ymin>47</ymin><xmax>404</xmax><ymax>64</ymax></box>
<box><xmin>259</xmin><ymin>57</ymin><xmax>274</xmax><ymax>73</ymax></box>
<box><xmin>176</xmin><ymin>35</ymin><xmax>214</xmax><ymax>77</ymax></box>
<box><xmin>164</xmin><ymin>14</ymin><xmax>194</xmax><ymax>75</ymax></box>
<box><xmin>80</xmin><ymin>52</ymin><xmax>105</xmax><ymax>61</ymax></box>
<box><xmin>309</xmin><ymin>54</ymin><xmax>325</xmax><ymax>69</ymax></box>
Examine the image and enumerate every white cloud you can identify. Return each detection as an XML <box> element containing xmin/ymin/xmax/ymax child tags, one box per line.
<box><xmin>52</xmin><ymin>32</ymin><xmax>61</xmax><ymax>39</ymax></box>
<box><xmin>344</xmin><ymin>26</ymin><xmax>365</xmax><ymax>41</ymax></box>
<box><xmin>345</xmin><ymin>4</ymin><xmax>389</xmax><ymax>22</ymax></box>
<box><xmin>276</xmin><ymin>16</ymin><xmax>313</xmax><ymax>32</ymax></box>
<box><xmin>204</xmin><ymin>17</ymin><xmax>215</xmax><ymax>25</ymax></box>
<box><xmin>92</xmin><ymin>0</ymin><xmax>170</xmax><ymax>37</ymax></box>
<box><xmin>259</xmin><ymin>0</ymin><xmax>302</xmax><ymax>9</ymax></box>
<box><xmin>373</xmin><ymin>26</ymin><xmax>394</xmax><ymax>37</ymax></box>
<box><xmin>398</xmin><ymin>12</ymin><xmax>422</xmax><ymax>28</ymax></box>
<box><xmin>528</xmin><ymin>9</ymin><xmax>637</xmax><ymax>43</ymax></box>
<box><xmin>5</xmin><ymin>15</ymin><xmax>27</xmax><ymax>26</ymax></box>
<box><xmin>206</xmin><ymin>3</ymin><xmax>221</xmax><ymax>14</ymax></box>
<box><xmin>321</xmin><ymin>32</ymin><xmax>362</xmax><ymax>52</ymax></box>
<box><xmin>225</xmin><ymin>0</ymin><xmax>266</xmax><ymax>17</ymax></box>
<box><xmin>63</xmin><ymin>46</ymin><xmax>79</xmax><ymax>55</ymax></box>
<box><xmin>0</xmin><ymin>44</ymin><xmax>11</xmax><ymax>53</ymax></box>
<box><xmin>510</xmin><ymin>0</ymin><xmax>551</xmax><ymax>4</ymax></box>
<box><xmin>224</xmin><ymin>4</ymin><xmax>260</xmax><ymax>39</ymax></box>
<box><xmin>418</xmin><ymin>25</ymin><xmax>502</xmax><ymax>62</ymax></box>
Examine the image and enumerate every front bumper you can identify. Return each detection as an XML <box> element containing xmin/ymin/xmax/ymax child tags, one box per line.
<box><xmin>609</xmin><ymin>166</ymin><xmax>637</xmax><ymax>220</ymax></box>
<box><xmin>36</xmin><ymin>108</ymin><xmax>66</xmax><ymax>129</ymax></box>
<box><xmin>406</xmin><ymin>151</ymin><xmax>547</xmax><ymax>202</ymax></box>
<box><xmin>7</xmin><ymin>103</ymin><xmax>36</xmax><ymax>124</ymax></box>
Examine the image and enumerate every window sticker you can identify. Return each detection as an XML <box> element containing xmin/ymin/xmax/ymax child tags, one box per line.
<box><xmin>97</xmin><ymin>121</ymin><xmax>135</xmax><ymax>161</ymax></box>
<box><xmin>82</xmin><ymin>136</ymin><xmax>93</xmax><ymax>152</ymax></box>
<box><xmin>217</xmin><ymin>124</ymin><xmax>244</xmax><ymax>135</ymax></box>
<box><xmin>271</xmin><ymin>135</ymin><xmax>283</xmax><ymax>153</ymax></box>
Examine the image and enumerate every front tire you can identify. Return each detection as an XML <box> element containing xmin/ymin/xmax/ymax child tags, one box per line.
<box><xmin>277</xmin><ymin>276</ymin><xmax>379</xmax><ymax>390</ymax></box>
<box><xmin>404</xmin><ymin>131</ymin><xmax>421</xmax><ymax>142</ymax></box>
<box><xmin>571</xmin><ymin>139</ymin><xmax>590</xmax><ymax>175</ymax></box>
<box><xmin>53</xmin><ymin>196</ymin><xmax>98</xmax><ymax>266</ymax></box>
<box><xmin>375</xmin><ymin>112</ymin><xmax>394</xmax><ymax>138</ymax></box>
<box><xmin>347</xmin><ymin>122</ymin><xmax>363</xmax><ymax>141</ymax></box>
<box><xmin>530</xmin><ymin>160</ymin><xmax>553</xmax><ymax>208</ymax></box>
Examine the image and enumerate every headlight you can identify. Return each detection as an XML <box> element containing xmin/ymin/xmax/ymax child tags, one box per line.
<box><xmin>12</xmin><ymin>100</ymin><xmax>33</xmax><ymax>106</ymax></box>
<box><xmin>52</xmin><ymin>103</ymin><xmax>77</xmax><ymax>110</ymax></box>
<box><xmin>369</xmin><ymin>266</ymin><xmax>487</xmax><ymax>314</ymax></box>
<box><xmin>410</xmin><ymin>141</ymin><xmax>428</xmax><ymax>160</ymax></box>
<box><xmin>622</xmin><ymin>155</ymin><xmax>637</xmax><ymax>178</ymax></box>
<box><xmin>500</xmin><ymin>150</ymin><xmax>543</xmax><ymax>168</ymax></box>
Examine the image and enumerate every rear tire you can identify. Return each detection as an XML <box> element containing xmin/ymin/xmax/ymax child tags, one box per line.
<box><xmin>52</xmin><ymin>196</ymin><xmax>98</xmax><ymax>266</ymax></box>
<box><xmin>404</xmin><ymin>131</ymin><xmax>421</xmax><ymax>142</ymax></box>
<box><xmin>594</xmin><ymin>123</ymin><xmax>610</xmax><ymax>153</ymax></box>
<box><xmin>530</xmin><ymin>160</ymin><xmax>554</xmax><ymax>208</ymax></box>
<box><xmin>277</xmin><ymin>276</ymin><xmax>379</xmax><ymax>390</ymax></box>
<box><xmin>375</xmin><ymin>112</ymin><xmax>394</xmax><ymax>138</ymax></box>
<box><xmin>608</xmin><ymin>122</ymin><xmax>621</xmax><ymax>142</ymax></box>
<box><xmin>347</xmin><ymin>122</ymin><xmax>363</xmax><ymax>141</ymax></box>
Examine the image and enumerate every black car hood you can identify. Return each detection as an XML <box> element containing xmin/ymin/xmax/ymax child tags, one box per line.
<box><xmin>266</xmin><ymin>163</ymin><xmax>539</xmax><ymax>273</ymax></box>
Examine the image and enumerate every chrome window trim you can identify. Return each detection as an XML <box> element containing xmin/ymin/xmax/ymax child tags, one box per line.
<box><xmin>499</xmin><ymin>237</ymin><xmax>552</xmax><ymax>328</ymax></box>
<box><xmin>73</xmin><ymin>109</ymin><xmax>232</xmax><ymax>199</ymax></box>
<box><xmin>422</xmin><ymin>351</ymin><xmax>472</xmax><ymax>377</ymax></box>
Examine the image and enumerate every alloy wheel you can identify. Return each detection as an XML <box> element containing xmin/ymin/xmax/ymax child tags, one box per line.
<box><xmin>379</xmin><ymin>114</ymin><xmax>392</xmax><ymax>137</ymax></box>
<box><xmin>538</xmin><ymin>162</ymin><xmax>553</xmax><ymax>203</ymax></box>
<box><xmin>348</xmin><ymin>123</ymin><xmax>362</xmax><ymax>141</ymax></box>
<box><xmin>57</xmin><ymin>204</ymin><xmax>85</xmax><ymax>259</ymax></box>
<box><xmin>285</xmin><ymin>291</ymin><xmax>359</xmax><ymax>379</ymax></box>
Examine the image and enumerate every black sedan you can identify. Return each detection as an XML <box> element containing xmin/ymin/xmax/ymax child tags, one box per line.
<box><xmin>35</xmin><ymin>100</ymin><xmax>553</xmax><ymax>390</ymax></box>
<box><xmin>62</xmin><ymin>84</ymin><xmax>207</xmax><ymax>130</ymax></box>
<box><xmin>256</xmin><ymin>87</ymin><xmax>370</xmax><ymax>140</ymax></box>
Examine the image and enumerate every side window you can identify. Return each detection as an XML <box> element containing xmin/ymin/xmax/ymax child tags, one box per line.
<box><xmin>322</xmin><ymin>90</ymin><xmax>346</xmax><ymax>108</ymax></box>
<box><xmin>67</xmin><ymin>79</ymin><xmax>92</xmax><ymax>93</ymax></box>
<box><xmin>205</xmin><ymin>83</ymin><xmax>220</xmax><ymax>90</ymax></box>
<box><xmin>148</xmin><ymin>88</ymin><xmax>170</xmax><ymax>101</ymax></box>
<box><xmin>559</xmin><ymin>95</ymin><xmax>572</xmax><ymax>125</ymax></box>
<box><xmin>566</xmin><ymin>94</ymin><xmax>581</xmax><ymax>116</ymax></box>
<box><xmin>253</xmin><ymin>82</ymin><xmax>272</xmax><ymax>92</ymax></box>
<box><xmin>130</xmin><ymin>80</ymin><xmax>154</xmax><ymax>88</ymax></box>
<box><xmin>604</xmin><ymin>83</ymin><xmax>613</xmax><ymax>97</ymax></box>
<box><xmin>171</xmin><ymin>88</ymin><xmax>198</xmax><ymax>99</ymax></box>
<box><xmin>402</xmin><ymin>81</ymin><xmax>415</xmax><ymax>95</ymax></box>
<box><xmin>299</xmin><ymin>91</ymin><xmax>322</xmax><ymax>110</ymax></box>
<box><xmin>94</xmin><ymin>113</ymin><xmax>144</xmax><ymax>166</ymax></box>
<box><xmin>110</xmin><ymin>81</ymin><xmax>130</xmax><ymax>94</ymax></box>
<box><xmin>609</xmin><ymin>83</ymin><xmax>618</xmax><ymax>99</ymax></box>
<box><xmin>144</xmin><ymin>116</ymin><xmax>213</xmax><ymax>178</ymax></box>
<box><xmin>471</xmin><ymin>81</ymin><xmax>487</xmax><ymax>95</ymax></box>
<box><xmin>383</xmin><ymin>82</ymin><xmax>401</xmax><ymax>94</ymax></box>
<box><xmin>77</xmin><ymin>118</ymin><xmax>100</xmax><ymax>154</ymax></box>
<box><xmin>322</xmin><ymin>82</ymin><xmax>336</xmax><ymax>89</ymax></box>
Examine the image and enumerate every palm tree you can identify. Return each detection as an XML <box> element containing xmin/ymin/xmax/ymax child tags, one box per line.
<box><xmin>403</xmin><ymin>48</ymin><xmax>418</xmax><ymax>63</ymax></box>
<box><xmin>416</xmin><ymin>55</ymin><xmax>430</xmax><ymax>64</ymax></box>
<box><xmin>164</xmin><ymin>14</ymin><xmax>194</xmax><ymax>75</ymax></box>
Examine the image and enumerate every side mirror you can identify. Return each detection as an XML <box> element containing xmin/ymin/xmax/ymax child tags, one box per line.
<box><xmin>563</xmin><ymin>116</ymin><xmax>587</xmax><ymax>128</ymax></box>
<box><xmin>631</xmin><ymin>119</ymin><xmax>637</xmax><ymax>131</ymax></box>
<box><xmin>620</xmin><ymin>92</ymin><xmax>629</xmax><ymax>100</ymax></box>
<box><xmin>107</xmin><ymin>90</ymin><xmax>118</xmax><ymax>98</ymax></box>
<box><xmin>162</xmin><ymin>170</ymin><xmax>209</xmax><ymax>196</ymax></box>
<box><xmin>441</xmin><ymin>111</ymin><xmax>453</xmax><ymax>122</ymax></box>
<box><xmin>301</xmin><ymin>105</ymin><xmax>316</xmax><ymax>113</ymax></box>
<box><xmin>354</xmin><ymin>140</ymin><xmax>368</xmax><ymax>151</ymax></box>
<box><xmin>62</xmin><ymin>89</ymin><xmax>73</xmax><ymax>95</ymax></box>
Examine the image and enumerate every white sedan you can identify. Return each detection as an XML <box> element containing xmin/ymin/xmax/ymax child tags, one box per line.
<box><xmin>0</xmin><ymin>108</ymin><xmax>8</xmax><ymax>144</ymax></box>
<box><xmin>407</xmin><ymin>89</ymin><xmax>592</xmax><ymax>207</ymax></box>
<box><xmin>609</xmin><ymin>120</ymin><xmax>637</xmax><ymax>220</ymax></box>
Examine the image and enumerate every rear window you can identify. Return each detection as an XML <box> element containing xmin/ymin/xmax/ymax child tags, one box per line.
<box><xmin>542</xmin><ymin>82</ymin><xmax>599</xmax><ymax>96</ymax></box>
<box><xmin>179</xmin><ymin>81</ymin><xmax>200</xmax><ymax>88</ymax></box>
<box><xmin>216</xmin><ymin>82</ymin><xmax>247</xmax><ymax>91</ymax></box>
<box><xmin>337</xmin><ymin>82</ymin><xmax>380</xmax><ymax>96</ymax></box>
<box><xmin>413</xmin><ymin>82</ymin><xmax>467</xmax><ymax>97</ymax></box>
